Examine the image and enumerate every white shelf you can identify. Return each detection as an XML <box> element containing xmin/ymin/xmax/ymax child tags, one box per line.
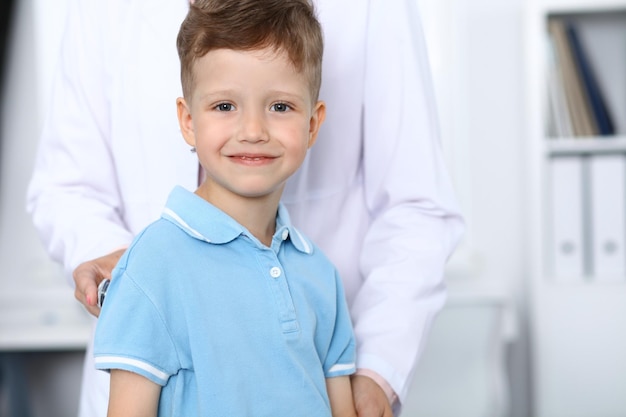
<box><xmin>0</xmin><ymin>288</ymin><xmax>92</xmax><ymax>351</ymax></box>
<box><xmin>540</xmin><ymin>0</ymin><xmax>626</xmax><ymax>14</ymax></box>
<box><xmin>546</xmin><ymin>136</ymin><xmax>626</xmax><ymax>155</ymax></box>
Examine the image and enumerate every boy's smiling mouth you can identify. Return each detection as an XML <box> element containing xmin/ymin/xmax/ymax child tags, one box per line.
<box><xmin>229</xmin><ymin>153</ymin><xmax>278</xmax><ymax>164</ymax></box>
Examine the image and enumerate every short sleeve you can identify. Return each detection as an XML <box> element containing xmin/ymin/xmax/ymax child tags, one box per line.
<box><xmin>323</xmin><ymin>271</ymin><xmax>357</xmax><ymax>378</ymax></box>
<box><xmin>93</xmin><ymin>269</ymin><xmax>180</xmax><ymax>386</ymax></box>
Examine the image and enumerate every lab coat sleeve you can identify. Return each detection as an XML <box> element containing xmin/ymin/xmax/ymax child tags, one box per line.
<box><xmin>352</xmin><ymin>0</ymin><xmax>465</xmax><ymax>403</ymax></box>
<box><xmin>26</xmin><ymin>0</ymin><xmax>133</xmax><ymax>281</ymax></box>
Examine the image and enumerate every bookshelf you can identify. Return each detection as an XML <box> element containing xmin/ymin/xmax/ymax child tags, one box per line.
<box><xmin>526</xmin><ymin>1</ymin><xmax>626</xmax><ymax>416</ymax></box>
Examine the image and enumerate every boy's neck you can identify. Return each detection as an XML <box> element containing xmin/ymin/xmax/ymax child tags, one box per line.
<box><xmin>195</xmin><ymin>185</ymin><xmax>282</xmax><ymax>247</ymax></box>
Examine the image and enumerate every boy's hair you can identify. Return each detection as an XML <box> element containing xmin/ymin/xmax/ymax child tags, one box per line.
<box><xmin>177</xmin><ymin>0</ymin><xmax>323</xmax><ymax>102</ymax></box>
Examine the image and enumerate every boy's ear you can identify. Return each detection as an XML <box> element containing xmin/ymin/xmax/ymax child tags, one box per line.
<box><xmin>308</xmin><ymin>100</ymin><xmax>326</xmax><ymax>149</ymax></box>
<box><xmin>177</xmin><ymin>97</ymin><xmax>196</xmax><ymax>147</ymax></box>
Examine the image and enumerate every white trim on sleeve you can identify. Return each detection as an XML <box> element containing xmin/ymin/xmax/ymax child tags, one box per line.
<box><xmin>328</xmin><ymin>363</ymin><xmax>356</xmax><ymax>373</ymax></box>
<box><xmin>95</xmin><ymin>356</ymin><xmax>170</xmax><ymax>381</ymax></box>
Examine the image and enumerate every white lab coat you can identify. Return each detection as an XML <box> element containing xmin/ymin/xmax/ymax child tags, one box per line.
<box><xmin>27</xmin><ymin>0</ymin><xmax>464</xmax><ymax>414</ymax></box>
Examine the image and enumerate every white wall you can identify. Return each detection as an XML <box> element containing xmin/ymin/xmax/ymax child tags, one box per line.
<box><xmin>459</xmin><ymin>3</ymin><xmax>529</xmax><ymax>416</ymax></box>
<box><xmin>418</xmin><ymin>1</ymin><xmax>529</xmax><ymax>416</ymax></box>
<box><xmin>0</xmin><ymin>0</ymin><xmax>63</xmax><ymax>294</ymax></box>
<box><xmin>0</xmin><ymin>1</ymin><xmax>84</xmax><ymax>416</ymax></box>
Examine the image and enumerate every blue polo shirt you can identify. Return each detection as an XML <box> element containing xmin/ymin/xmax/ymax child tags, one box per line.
<box><xmin>94</xmin><ymin>186</ymin><xmax>356</xmax><ymax>417</ymax></box>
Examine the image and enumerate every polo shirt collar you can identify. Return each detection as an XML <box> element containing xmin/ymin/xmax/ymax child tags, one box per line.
<box><xmin>275</xmin><ymin>203</ymin><xmax>313</xmax><ymax>254</ymax></box>
<box><xmin>161</xmin><ymin>186</ymin><xmax>312</xmax><ymax>254</ymax></box>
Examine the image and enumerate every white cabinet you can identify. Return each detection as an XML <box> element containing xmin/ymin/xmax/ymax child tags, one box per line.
<box><xmin>526</xmin><ymin>1</ymin><xmax>626</xmax><ymax>416</ymax></box>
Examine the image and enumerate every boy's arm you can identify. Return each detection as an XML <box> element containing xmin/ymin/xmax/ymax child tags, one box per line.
<box><xmin>108</xmin><ymin>369</ymin><xmax>161</xmax><ymax>417</ymax></box>
<box><xmin>326</xmin><ymin>376</ymin><xmax>357</xmax><ymax>417</ymax></box>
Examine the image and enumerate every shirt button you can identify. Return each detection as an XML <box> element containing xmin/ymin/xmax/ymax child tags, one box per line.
<box><xmin>281</xmin><ymin>230</ymin><xmax>289</xmax><ymax>240</ymax></box>
<box><xmin>270</xmin><ymin>267</ymin><xmax>282</xmax><ymax>278</ymax></box>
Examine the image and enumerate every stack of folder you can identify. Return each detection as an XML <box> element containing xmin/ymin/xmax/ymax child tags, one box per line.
<box><xmin>546</xmin><ymin>18</ymin><xmax>615</xmax><ymax>138</ymax></box>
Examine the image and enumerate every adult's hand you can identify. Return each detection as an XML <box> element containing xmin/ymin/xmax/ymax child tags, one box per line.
<box><xmin>73</xmin><ymin>248</ymin><xmax>126</xmax><ymax>317</ymax></box>
<box><xmin>351</xmin><ymin>374</ymin><xmax>393</xmax><ymax>417</ymax></box>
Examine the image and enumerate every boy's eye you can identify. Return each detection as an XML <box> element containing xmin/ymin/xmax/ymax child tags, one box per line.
<box><xmin>215</xmin><ymin>103</ymin><xmax>234</xmax><ymax>111</ymax></box>
<box><xmin>271</xmin><ymin>103</ymin><xmax>291</xmax><ymax>112</ymax></box>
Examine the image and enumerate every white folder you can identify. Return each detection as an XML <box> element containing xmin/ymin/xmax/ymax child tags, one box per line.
<box><xmin>589</xmin><ymin>154</ymin><xmax>626</xmax><ymax>281</ymax></box>
<box><xmin>549</xmin><ymin>157</ymin><xmax>585</xmax><ymax>281</ymax></box>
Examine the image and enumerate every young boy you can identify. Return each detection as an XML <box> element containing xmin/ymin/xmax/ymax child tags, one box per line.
<box><xmin>92</xmin><ymin>0</ymin><xmax>357</xmax><ymax>416</ymax></box>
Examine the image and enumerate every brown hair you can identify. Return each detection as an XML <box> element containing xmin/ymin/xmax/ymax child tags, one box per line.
<box><xmin>177</xmin><ymin>0</ymin><xmax>323</xmax><ymax>102</ymax></box>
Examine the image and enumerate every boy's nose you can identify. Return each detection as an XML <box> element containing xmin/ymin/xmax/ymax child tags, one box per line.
<box><xmin>238</xmin><ymin>110</ymin><xmax>269</xmax><ymax>143</ymax></box>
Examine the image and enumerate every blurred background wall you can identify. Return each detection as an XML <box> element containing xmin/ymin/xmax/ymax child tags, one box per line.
<box><xmin>0</xmin><ymin>0</ymin><xmax>530</xmax><ymax>416</ymax></box>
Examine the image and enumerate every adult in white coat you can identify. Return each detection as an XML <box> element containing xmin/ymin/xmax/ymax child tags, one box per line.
<box><xmin>27</xmin><ymin>0</ymin><xmax>464</xmax><ymax>416</ymax></box>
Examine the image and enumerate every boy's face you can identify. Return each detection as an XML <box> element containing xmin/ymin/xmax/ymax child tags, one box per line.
<box><xmin>177</xmin><ymin>47</ymin><xmax>325</xmax><ymax>204</ymax></box>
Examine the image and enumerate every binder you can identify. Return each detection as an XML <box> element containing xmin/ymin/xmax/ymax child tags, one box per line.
<box><xmin>547</xmin><ymin>19</ymin><xmax>597</xmax><ymax>137</ymax></box>
<box><xmin>550</xmin><ymin>157</ymin><xmax>585</xmax><ymax>280</ymax></box>
<box><xmin>546</xmin><ymin>34</ymin><xmax>573</xmax><ymax>138</ymax></box>
<box><xmin>589</xmin><ymin>155</ymin><xmax>626</xmax><ymax>281</ymax></box>
<box><xmin>566</xmin><ymin>23</ymin><xmax>615</xmax><ymax>136</ymax></box>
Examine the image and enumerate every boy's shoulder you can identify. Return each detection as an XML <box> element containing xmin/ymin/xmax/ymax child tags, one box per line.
<box><xmin>134</xmin><ymin>216</ymin><xmax>187</xmax><ymax>249</ymax></box>
<box><xmin>115</xmin><ymin>217</ymin><xmax>189</xmax><ymax>272</ymax></box>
